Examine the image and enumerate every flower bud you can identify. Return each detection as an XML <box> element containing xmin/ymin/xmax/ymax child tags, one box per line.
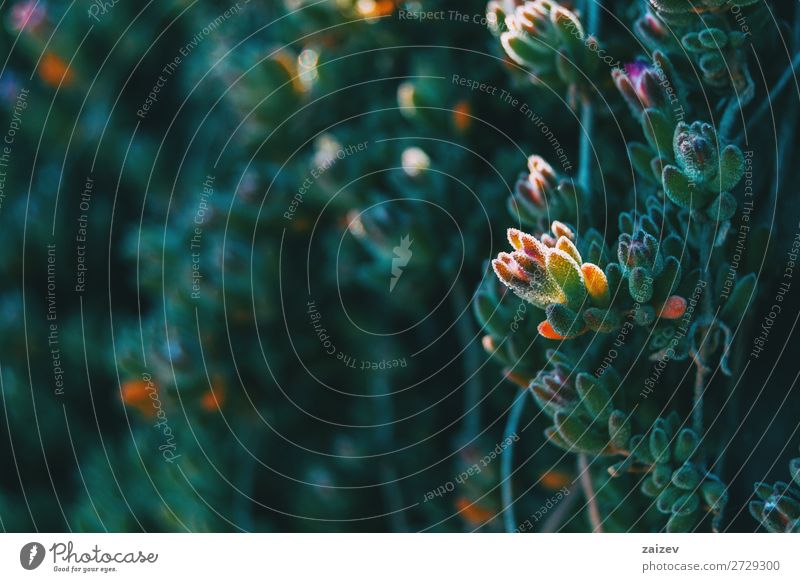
<box><xmin>673</xmin><ymin>121</ymin><xmax>718</xmax><ymax>183</ymax></box>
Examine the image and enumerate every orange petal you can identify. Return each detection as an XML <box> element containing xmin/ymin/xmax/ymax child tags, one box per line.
<box><xmin>121</xmin><ymin>379</ymin><xmax>157</xmax><ymax>418</ymax></box>
<box><xmin>537</xmin><ymin>320</ymin><xmax>566</xmax><ymax>340</ymax></box>
<box><xmin>659</xmin><ymin>295</ymin><xmax>687</xmax><ymax>319</ymax></box>
<box><xmin>550</xmin><ymin>220</ymin><xmax>574</xmax><ymax>240</ymax></box>
<box><xmin>492</xmin><ymin>255</ymin><xmax>523</xmax><ymax>284</ymax></box>
<box><xmin>455</xmin><ymin>497</ymin><xmax>495</xmax><ymax>526</ymax></box>
<box><xmin>581</xmin><ymin>263</ymin><xmax>610</xmax><ymax>306</ymax></box>
<box><xmin>452</xmin><ymin>100</ymin><xmax>472</xmax><ymax>132</ymax></box>
<box><xmin>539</xmin><ymin>470</ymin><xmax>573</xmax><ymax>491</ymax></box>
<box><xmin>556</xmin><ymin>235</ymin><xmax>582</xmax><ymax>264</ymax></box>
<box><xmin>527</xmin><ymin>155</ymin><xmax>556</xmax><ymax>182</ymax></box>
<box><xmin>201</xmin><ymin>376</ymin><xmax>226</xmax><ymax>412</ymax></box>
<box><xmin>507</xmin><ymin>228</ymin><xmax>548</xmax><ymax>264</ymax></box>
<box><xmin>39</xmin><ymin>52</ymin><xmax>74</xmax><ymax>87</ymax></box>
<box><xmin>504</xmin><ymin>369</ymin><xmax>532</xmax><ymax>388</ymax></box>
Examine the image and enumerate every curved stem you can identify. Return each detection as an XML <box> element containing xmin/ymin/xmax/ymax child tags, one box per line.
<box><xmin>577</xmin><ymin>1</ymin><xmax>599</xmax><ymax>196</ymax></box>
<box><xmin>692</xmin><ymin>223</ymin><xmax>715</xmax><ymax>461</ymax></box>
<box><xmin>578</xmin><ymin>453</ymin><xmax>604</xmax><ymax>532</ymax></box>
<box><xmin>578</xmin><ymin>96</ymin><xmax>594</xmax><ymax>195</ymax></box>
<box><xmin>540</xmin><ymin>481</ymin><xmax>581</xmax><ymax>533</ymax></box>
<box><xmin>739</xmin><ymin>52</ymin><xmax>800</xmax><ymax>141</ymax></box>
<box><xmin>692</xmin><ymin>362</ymin><xmax>707</xmax><ymax>441</ymax></box>
<box><xmin>501</xmin><ymin>390</ymin><xmax>527</xmax><ymax>532</ymax></box>
<box><xmin>453</xmin><ymin>280</ymin><xmax>481</xmax><ymax>446</ymax></box>
<box><xmin>373</xmin><ymin>347</ymin><xmax>408</xmax><ymax>532</ymax></box>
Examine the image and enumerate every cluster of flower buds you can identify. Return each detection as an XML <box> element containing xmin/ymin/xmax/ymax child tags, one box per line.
<box><xmin>616</xmin><ymin>195</ymin><xmax>687</xmax><ymax>255</ymax></box>
<box><xmin>489</xmin><ymin>0</ymin><xmax>598</xmax><ymax>91</ymax></box>
<box><xmin>681</xmin><ymin>27</ymin><xmax>751</xmax><ymax>92</ymax></box>
<box><xmin>614</xmin><ymin>218</ymin><xmax>684</xmax><ymax>305</ymax></box>
<box><xmin>509</xmin><ymin>155</ymin><xmax>581</xmax><ymax>229</ymax></box>
<box><xmin>530</xmin><ymin>351</ymin><xmax>632</xmax><ymax>456</ymax></box>
<box><xmin>492</xmin><ymin>221</ymin><xmax>687</xmax><ymax>340</ymax></box>
<box><xmin>670</xmin><ymin>270</ymin><xmax>754</xmax><ymax>375</ymax></box>
<box><xmin>617</xmin><ymin>414</ymin><xmax>729</xmax><ymax>532</ymax></box>
<box><xmin>749</xmin><ymin>459</ymin><xmax>800</xmax><ymax>533</ymax></box>
<box><xmin>614</xmin><ymin>57</ymin><xmax>687</xmax><ymax>190</ymax></box>
<box><xmin>662</xmin><ymin>121</ymin><xmax>745</xmax><ymax>220</ymax></box>
<box><xmin>616</xmin><ymin>60</ymin><xmax>746</xmax><ymax>224</ymax></box>
<box><xmin>612</xmin><ymin>52</ymin><xmax>680</xmax><ymax>119</ymax></box>
<box><xmin>493</xmin><ymin>222</ymin><xmax>603</xmax><ymax>339</ymax></box>
<box><xmin>473</xmin><ymin>264</ymin><xmax>543</xmax><ymax>385</ymax></box>
<box><xmin>647</xmin><ymin>0</ymin><xmax>760</xmax><ymax>26</ymax></box>
<box><xmin>634</xmin><ymin>9</ymin><xmax>679</xmax><ymax>52</ymax></box>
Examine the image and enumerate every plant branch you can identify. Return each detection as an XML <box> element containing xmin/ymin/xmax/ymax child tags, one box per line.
<box><xmin>453</xmin><ymin>280</ymin><xmax>481</xmax><ymax>446</ymax></box>
<box><xmin>578</xmin><ymin>453</ymin><xmax>604</xmax><ymax>532</ymax></box>
<box><xmin>501</xmin><ymin>390</ymin><xmax>528</xmax><ymax>532</ymax></box>
<box><xmin>577</xmin><ymin>1</ymin><xmax>599</xmax><ymax>203</ymax></box>
<box><xmin>692</xmin><ymin>222</ymin><xmax>715</xmax><ymax>460</ymax></box>
<box><xmin>578</xmin><ymin>95</ymin><xmax>594</xmax><ymax>196</ymax></box>
<box><xmin>373</xmin><ymin>353</ymin><xmax>408</xmax><ymax>532</ymax></box>
<box><xmin>739</xmin><ymin>52</ymin><xmax>800</xmax><ymax>141</ymax></box>
<box><xmin>540</xmin><ymin>481</ymin><xmax>581</xmax><ymax>533</ymax></box>
<box><xmin>692</xmin><ymin>359</ymin><xmax>708</xmax><ymax>440</ymax></box>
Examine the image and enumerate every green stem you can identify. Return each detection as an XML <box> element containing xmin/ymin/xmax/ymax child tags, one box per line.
<box><xmin>739</xmin><ymin>52</ymin><xmax>800</xmax><ymax>141</ymax></box>
<box><xmin>714</xmin><ymin>325</ymin><xmax>748</xmax><ymax>478</ymax></box>
<box><xmin>692</xmin><ymin>361</ymin><xmax>707</xmax><ymax>440</ymax></box>
<box><xmin>540</xmin><ymin>481</ymin><xmax>581</xmax><ymax>533</ymax></box>
<box><xmin>577</xmin><ymin>1</ymin><xmax>599</xmax><ymax>195</ymax></box>
<box><xmin>692</xmin><ymin>223</ymin><xmax>715</xmax><ymax>455</ymax></box>
<box><xmin>373</xmin><ymin>348</ymin><xmax>408</xmax><ymax>532</ymax></box>
<box><xmin>578</xmin><ymin>453</ymin><xmax>604</xmax><ymax>532</ymax></box>
<box><xmin>453</xmin><ymin>280</ymin><xmax>481</xmax><ymax>446</ymax></box>
<box><xmin>501</xmin><ymin>390</ymin><xmax>527</xmax><ymax>532</ymax></box>
<box><xmin>578</xmin><ymin>96</ymin><xmax>594</xmax><ymax>196</ymax></box>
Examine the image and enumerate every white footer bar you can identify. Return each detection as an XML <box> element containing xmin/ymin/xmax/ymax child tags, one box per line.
<box><xmin>1</xmin><ymin>533</ymin><xmax>797</xmax><ymax>580</ymax></box>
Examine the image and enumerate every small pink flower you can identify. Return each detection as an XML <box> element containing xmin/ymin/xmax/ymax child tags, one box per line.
<box><xmin>10</xmin><ymin>1</ymin><xmax>46</xmax><ymax>32</ymax></box>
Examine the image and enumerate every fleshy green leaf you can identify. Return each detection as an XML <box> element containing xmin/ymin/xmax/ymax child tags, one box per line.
<box><xmin>706</xmin><ymin>192</ymin><xmax>737</xmax><ymax>222</ymax></box>
<box><xmin>662</xmin><ymin>165</ymin><xmax>694</xmax><ymax>209</ymax></box>
<box><xmin>710</xmin><ymin>145</ymin><xmax>745</xmax><ymax>193</ymax></box>
<box><xmin>575</xmin><ymin>373</ymin><xmax>613</xmax><ymax>421</ymax></box>
<box><xmin>672</xmin><ymin>463</ymin><xmax>702</xmax><ymax>490</ymax></box>
<box><xmin>546</xmin><ymin>248</ymin><xmax>587</xmax><ymax>309</ymax></box>
<box><xmin>642</xmin><ymin>108</ymin><xmax>675</xmax><ymax>157</ymax></box>
<box><xmin>650</xmin><ymin>427</ymin><xmax>671</xmax><ymax>464</ymax></box>
<box><xmin>608</xmin><ymin>410</ymin><xmax>631</xmax><ymax>451</ymax></box>
<box><xmin>673</xmin><ymin>428</ymin><xmax>699</xmax><ymax>463</ymax></box>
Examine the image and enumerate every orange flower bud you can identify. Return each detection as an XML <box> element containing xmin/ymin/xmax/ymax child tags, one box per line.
<box><xmin>555</xmin><ymin>235</ymin><xmax>582</xmax><ymax>264</ymax></box>
<box><xmin>452</xmin><ymin>100</ymin><xmax>472</xmax><ymax>132</ymax></box>
<box><xmin>538</xmin><ymin>320</ymin><xmax>566</xmax><ymax>340</ymax></box>
<box><xmin>581</xmin><ymin>262</ymin><xmax>610</xmax><ymax>307</ymax></box>
<box><xmin>503</xmin><ymin>369</ymin><xmax>532</xmax><ymax>388</ymax></box>
<box><xmin>455</xmin><ymin>497</ymin><xmax>495</xmax><ymax>526</ymax></box>
<box><xmin>39</xmin><ymin>52</ymin><xmax>73</xmax><ymax>87</ymax></box>
<box><xmin>551</xmin><ymin>220</ymin><xmax>574</xmax><ymax>240</ymax></box>
<box><xmin>120</xmin><ymin>379</ymin><xmax>157</xmax><ymax>418</ymax></box>
<box><xmin>201</xmin><ymin>375</ymin><xmax>226</xmax><ymax>412</ymax></box>
<box><xmin>659</xmin><ymin>295</ymin><xmax>687</xmax><ymax>319</ymax></box>
<box><xmin>539</xmin><ymin>470</ymin><xmax>572</xmax><ymax>491</ymax></box>
<box><xmin>507</xmin><ymin>228</ymin><xmax>548</xmax><ymax>265</ymax></box>
<box><xmin>356</xmin><ymin>0</ymin><xmax>395</xmax><ymax>18</ymax></box>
